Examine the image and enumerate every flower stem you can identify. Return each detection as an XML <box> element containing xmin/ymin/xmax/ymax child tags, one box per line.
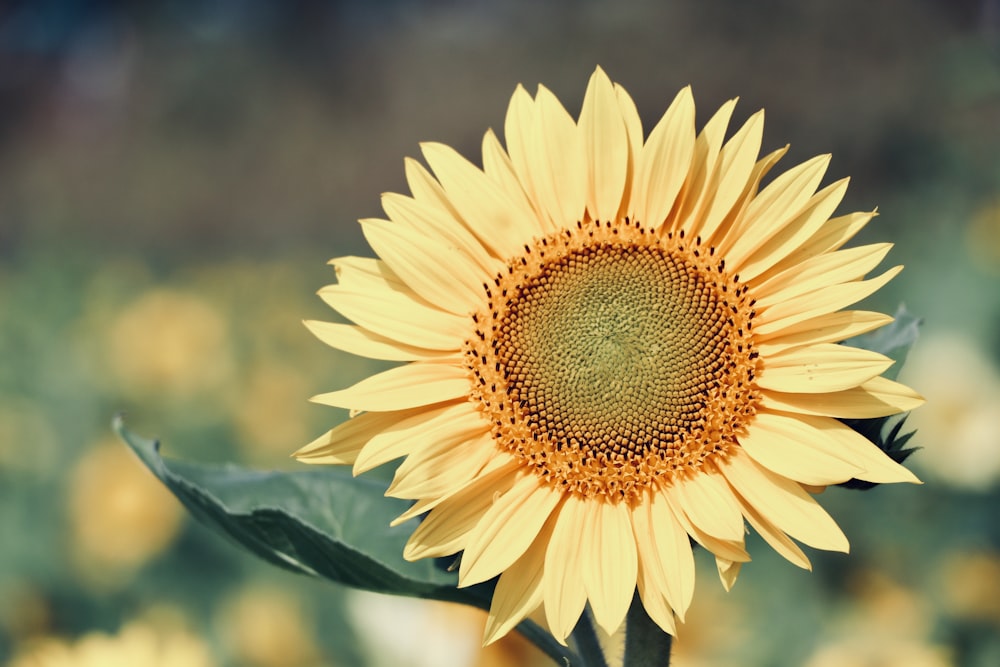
<box><xmin>571</xmin><ymin>608</ymin><xmax>610</xmax><ymax>667</ymax></box>
<box><xmin>623</xmin><ymin>593</ymin><xmax>672</xmax><ymax>667</ymax></box>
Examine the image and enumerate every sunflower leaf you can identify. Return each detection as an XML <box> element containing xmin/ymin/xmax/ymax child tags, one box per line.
<box><xmin>839</xmin><ymin>305</ymin><xmax>922</xmax><ymax>490</ymax></box>
<box><xmin>114</xmin><ymin>417</ymin><xmax>578</xmax><ymax>666</ymax></box>
<box><xmin>844</xmin><ymin>303</ymin><xmax>921</xmax><ymax>381</ymax></box>
<box><xmin>114</xmin><ymin>416</ymin><xmax>469</xmax><ymax>597</ymax></box>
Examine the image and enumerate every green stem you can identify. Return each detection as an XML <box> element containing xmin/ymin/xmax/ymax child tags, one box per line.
<box><xmin>623</xmin><ymin>593</ymin><xmax>672</xmax><ymax>667</ymax></box>
<box><xmin>571</xmin><ymin>608</ymin><xmax>610</xmax><ymax>667</ymax></box>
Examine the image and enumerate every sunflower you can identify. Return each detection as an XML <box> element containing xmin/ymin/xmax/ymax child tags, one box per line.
<box><xmin>296</xmin><ymin>67</ymin><xmax>923</xmax><ymax>645</ymax></box>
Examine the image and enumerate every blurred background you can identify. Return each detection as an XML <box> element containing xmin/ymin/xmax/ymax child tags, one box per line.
<box><xmin>1</xmin><ymin>0</ymin><xmax>998</xmax><ymax>665</ymax></box>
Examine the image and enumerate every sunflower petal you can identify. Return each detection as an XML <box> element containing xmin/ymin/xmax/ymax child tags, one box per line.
<box><xmin>483</xmin><ymin>517</ymin><xmax>554</xmax><ymax>645</ymax></box>
<box><xmin>544</xmin><ymin>496</ymin><xmax>590</xmax><ymax>645</ymax></box>
<box><xmin>722</xmin><ymin>154</ymin><xmax>831</xmax><ymax>267</ymax></box>
<box><xmin>753</xmin><ymin>266</ymin><xmax>903</xmax><ymax>335</ymax></box>
<box><xmin>720</xmin><ymin>448</ymin><xmax>849</xmax><ymax>552</ymax></box>
<box><xmin>460</xmin><ymin>476</ymin><xmax>562</xmax><ymax>587</ymax></box>
<box><xmin>422</xmin><ymin>142</ymin><xmax>536</xmax><ymax>258</ymax></box>
<box><xmin>293</xmin><ymin>408</ymin><xmax>425</xmax><ymax>464</ymax></box>
<box><xmin>381</xmin><ymin>192</ymin><xmax>499</xmax><ymax>275</ymax></box>
<box><xmin>631</xmin><ymin>489</ymin><xmax>695</xmax><ymax>621</ymax></box>
<box><xmin>688</xmin><ymin>108</ymin><xmax>764</xmax><ymax>244</ymax></box>
<box><xmin>352</xmin><ymin>401</ymin><xmax>482</xmax><ymax>474</ymax></box>
<box><xmin>531</xmin><ymin>85</ymin><xmax>588</xmax><ymax>227</ymax></box>
<box><xmin>758</xmin><ymin>343</ymin><xmax>895</xmax><ymax>394</ymax></box>
<box><xmin>304</xmin><ymin>320</ymin><xmax>448</xmax><ymax>362</ymax></box>
<box><xmin>761</xmin><ymin>376</ymin><xmax>925</xmax><ymax>418</ymax></box>
<box><xmin>752</xmin><ymin>243</ymin><xmax>894</xmax><ymax>306</ymax></box>
<box><xmin>318</xmin><ymin>284</ymin><xmax>467</xmax><ymax>351</ymax></box>
<box><xmin>755</xmin><ymin>310</ymin><xmax>893</xmax><ymax>349</ymax></box>
<box><xmin>311</xmin><ymin>361</ymin><xmax>469</xmax><ymax>413</ymax></box>
<box><xmin>360</xmin><ymin>219</ymin><xmax>482</xmax><ymax>314</ymax></box>
<box><xmin>668</xmin><ymin>472</ymin><xmax>745</xmax><ymax>542</ymax></box>
<box><xmin>580</xmin><ymin>66</ymin><xmax>630</xmax><ymax>222</ymax></box>
<box><xmin>582</xmin><ymin>501</ymin><xmax>637</xmax><ymax>635</ymax></box>
<box><xmin>631</xmin><ymin>87</ymin><xmax>696</xmax><ymax>229</ymax></box>
<box><xmin>736</xmin><ymin>493</ymin><xmax>812</xmax><ymax>570</ymax></box>
<box><xmin>739</xmin><ymin>411</ymin><xmax>864</xmax><ymax>485</ymax></box>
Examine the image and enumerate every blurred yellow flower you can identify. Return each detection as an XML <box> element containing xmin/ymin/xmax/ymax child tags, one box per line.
<box><xmin>939</xmin><ymin>550</ymin><xmax>1000</xmax><ymax>625</ymax></box>
<box><xmin>299</xmin><ymin>67</ymin><xmax>923</xmax><ymax>643</ymax></box>
<box><xmin>803</xmin><ymin>570</ymin><xmax>952</xmax><ymax>667</ymax></box>
<box><xmin>233</xmin><ymin>361</ymin><xmax>311</xmax><ymax>463</ymax></box>
<box><xmin>69</xmin><ymin>439</ymin><xmax>183</xmax><ymax>577</ymax></box>
<box><xmin>9</xmin><ymin>621</ymin><xmax>215</xmax><ymax>667</ymax></box>
<box><xmin>901</xmin><ymin>333</ymin><xmax>1000</xmax><ymax>490</ymax></box>
<box><xmin>215</xmin><ymin>585</ymin><xmax>320</xmax><ymax>667</ymax></box>
<box><xmin>107</xmin><ymin>288</ymin><xmax>233</xmax><ymax>398</ymax></box>
<box><xmin>967</xmin><ymin>197</ymin><xmax>1000</xmax><ymax>273</ymax></box>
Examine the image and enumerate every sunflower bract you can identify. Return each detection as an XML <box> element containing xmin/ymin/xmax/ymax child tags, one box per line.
<box><xmin>296</xmin><ymin>67</ymin><xmax>923</xmax><ymax>645</ymax></box>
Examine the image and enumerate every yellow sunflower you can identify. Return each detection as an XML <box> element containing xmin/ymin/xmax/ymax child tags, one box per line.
<box><xmin>296</xmin><ymin>67</ymin><xmax>923</xmax><ymax>645</ymax></box>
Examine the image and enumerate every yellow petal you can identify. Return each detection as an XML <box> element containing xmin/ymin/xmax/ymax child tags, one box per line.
<box><xmin>318</xmin><ymin>284</ymin><xmax>467</xmax><ymax>351</ymax></box>
<box><xmin>752</xmin><ymin>243</ymin><xmax>894</xmax><ymax>306</ymax></box>
<box><xmin>720</xmin><ymin>449</ymin><xmax>849</xmax><ymax>552</ymax></box>
<box><xmin>381</xmin><ymin>192</ymin><xmax>499</xmax><ymax>275</ymax></box>
<box><xmin>634</xmin><ymin>576</ymin><xmax>677</xmax><ymax>636</ymax></box>
<box><xmin>791</xmin><ymin>413</ymin><xmax>921</xmax><ymax>484</ymax></box>
<box><xmin>579</xmin><ymin>66</ymin><xmax>630</xmax><ymax>222</ymax></box>
<box><xmin>614</xmin><ymin>83</ymin><xmax>643</xmax><ymax>168</ymax></box>
<box><xmin>303</xmin><ymin>320</ymin><xmax>448</xmax><ymax>362</ymax></box>
<box><xmin>387</xmin><ymin>432</ymin><xmax>495</xmax><ymax>499</ymax></box>
<box><xmin>391</xmin><ymin>454</ymin><xmax>519</xmax><ymax>527</ymax></box>
<box><xmin>327</xmin><ymin>255</ymin><xmax>405</xmax><ymax>292</ymax></box>
<box><xmin>404</xmin><ymin>156</ymin><xmax>465</xmax><ymax>223</ymax></box>
<box><xmin>483</xmin><ymin>516</ymin><xmax>554</xmax><ymax>645</ymax></box>
<box><xmin>667</xmin><ymin>488</ymin><xmax>750</xmax><ymax>563</ymax></box>
<box><xmin>631</xmin><ymin>87</ymin><xmax>696</xmax><ymax>228</ymax></box>
<box><xmin>716</xmin><ymin>557</ymin><xmax>742</xmax><ymax>592</ymax></box>
<box><xmin>755</xmin><ymin>310</ymin><xmax>894</xmax><ymax>350</ymax></box>
<box><xmin>688</xmin><ymin>109</ymin><xmax>764</xmax><ymax>244</ymax></box>
<box><xmin>421</xmin><ymin>141</ymin><xmax>537</xmax><ymax>258</ymax></box>
<box><xmin>531</xmin><ymin>85</ymin><xmax>588</xmax><ymax>227</ymax></box>
<box><xmin>503</xmin><ymin>84</ymin><xmax>551</xmax><ymax>230</ymax></box>
<box><xmin>735</xmin><ymin>493</ymin><xmax>811</xmax><ymax>569</ymax></box>
<box><xmin>758</xmin><ymin>343</ymin><xmax>895</xmax><ymax>394</ymax></box>
<box><xmin>722</xmin><ymin>154</ymin><xmax>831</xmax><ymax>267</ymax></box>
<box><xmin>735</xmin><ymin>177</ymin><xmax>849</xmax><ymax>282</ymax></box>
<box><xmin>543</xmin><ymin>496</ymin><xmax>590</xmax><ymax>645</ymax></box>
<box><xmin>631</xmin><ymin>489</ymin><xmax>695</xmax><ymax>621</ymax></box>
<box><xmin>360</xmin><ymin>219</ymin><xmax>484</xmax><ymax>313</ymax></box>
<box><xmin>459</xmin><ymin>476</ymin><xmax>562</xmax><ymax>587</ymax></box>
<box><xmin>352</xmin><ymin>401</ymin><xmax>483</xmax><ymax>474</ymax></box>
<box><xmin>403</xmin><ymin>466</ymin><xmax>519</xmax><ymax>560</ymax></box>
<box><xmin>739</xmin><ymin>411</ymin><xmax>864</xmax><ymax>485</ymax></box>
<box><xmin>761</xmin><ymin>210</ymin><xmax>876</xmax><ymax>280</ymax></box>
<box><xmin>668</xmin><ymin>472</ymin><xmax>745</xmax><ymax>542</ymax></box>
<box><xmin>293</xmin><ymin>408</ymin><xmax>425</xmax><ymax>464</ymax></box>
<box><xmin>581</xmin><ymin>501</ymin><xmax>637</xmax><ymax>635</ymax></box>
<box><xmin>670</xmin><ymin>98</ymin><xmax>737</xmax><ymax>232</ymax></box>
<box><xmin>482</xmin><ymin>128</ymin><xmax>541</xmax><ymax>222</ymax></box>
<box><xmin>311</xmin><ymin>361</ymin><xmax>469</xmax><ymax>413</ymax></box>
<box><xmin>761</xmin><ymin>376</ymin><xmax>925</xmax><ymax>419</ymax></box>
<box><xmin>752</xmin><ymin>265</ymin><xmax>902</xmax><ymax>336</ymax></box>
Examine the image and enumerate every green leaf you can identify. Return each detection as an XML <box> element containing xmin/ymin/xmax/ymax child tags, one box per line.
<box><xmin>845</xmin><ymin>304</ymin><xmax>921</xmax><ymax>381</ymax></box>
<box><xmin>114</xmin><ymin>417</ymin><xmax>577</xmax><ymax>666</ymax></box>
<box><xmin>839</xmin><ymin>304</ymin><xmax>922</xmax><ymax>490</ymax></box>
<box><xmin>115</xmin><ymin>415</ymin><xmax>465</xmax><ymax>599</ymax></box>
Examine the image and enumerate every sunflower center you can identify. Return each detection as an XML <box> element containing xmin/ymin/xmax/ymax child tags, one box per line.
<box><xmin>466</xmin><ymin>221</ymin><xmax>760</xmax><ymax>503</ymax></box>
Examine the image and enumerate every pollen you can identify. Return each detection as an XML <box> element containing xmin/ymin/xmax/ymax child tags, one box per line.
<box><xmin>465</xmin><ymin>220</ymin><xmax>762</xmax><ymax>503</ymax></box>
